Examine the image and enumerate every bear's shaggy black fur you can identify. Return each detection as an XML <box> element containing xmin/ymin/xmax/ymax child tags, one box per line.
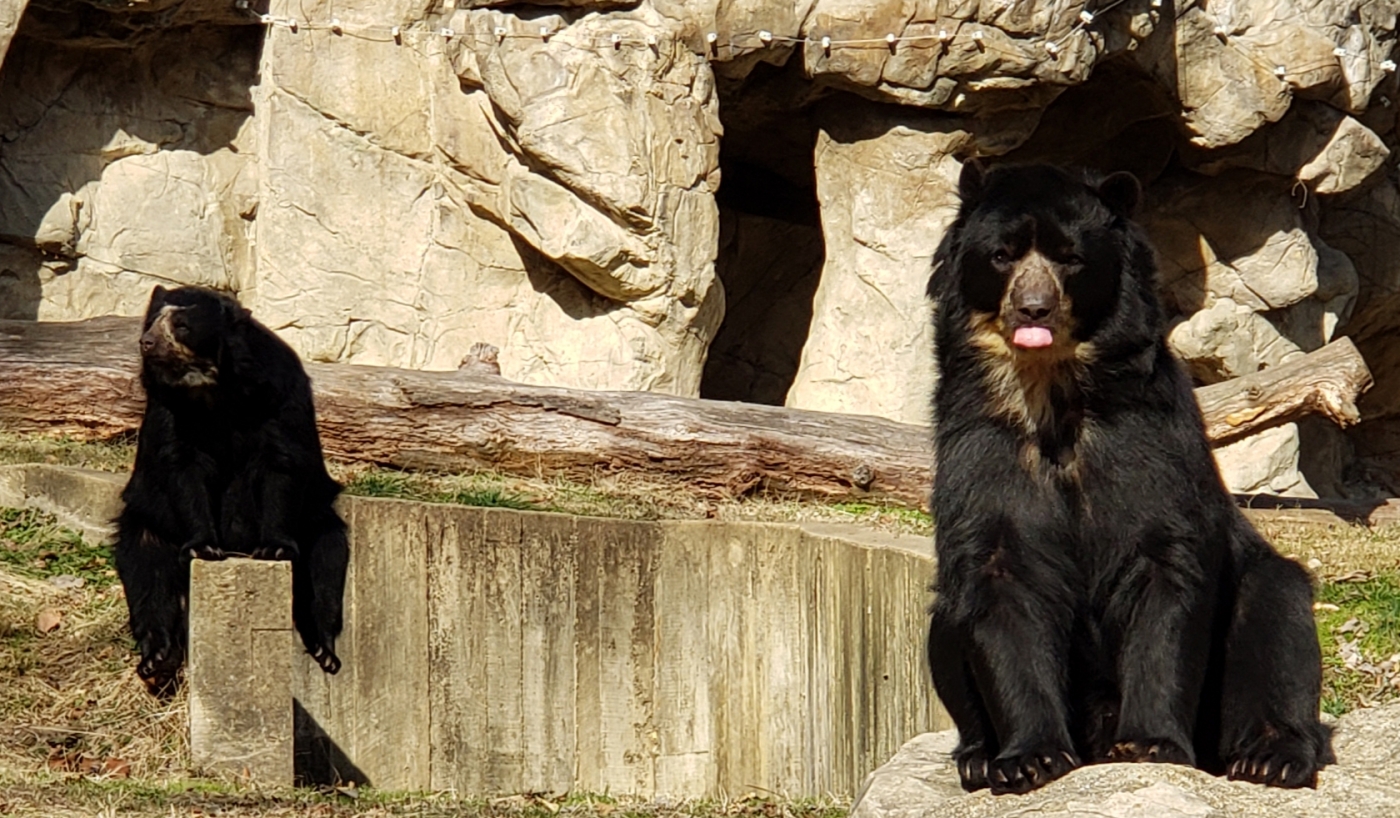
<box><xmin>926</xmin><ymin>162</ymin><xmax>1332</xmax><ymax>795</ymax></box>
<box><xmin>114</xmin><ymin>285</ymin><xmax>348</xmax><ymax>695</ymax></box>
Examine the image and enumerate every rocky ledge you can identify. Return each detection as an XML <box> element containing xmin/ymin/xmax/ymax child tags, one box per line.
<box><xmin>852</xmin><ymin>703</ymin><xmax>1400</xmax><ymax>818</ymax></box>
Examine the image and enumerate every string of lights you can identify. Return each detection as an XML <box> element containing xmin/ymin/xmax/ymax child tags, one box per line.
<box><xmin>235</xmin><ymin>0</ymin><xmax>1397</xmax><ymax>84</ymax></box>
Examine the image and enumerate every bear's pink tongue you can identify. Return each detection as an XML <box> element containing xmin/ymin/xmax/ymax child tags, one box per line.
<box><xmin>1013</xmin><ymin>326</ymin><xmax>1054</xmax><ymax>348</ymax></box>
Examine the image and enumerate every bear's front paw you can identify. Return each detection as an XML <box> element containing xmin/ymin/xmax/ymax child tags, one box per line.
<box><xmin>1107</xmin><ymin>738</ymin><xmax>1194</xmax><ymax>766</ymax></box>
<box><xmin>251</xmin><ymin>537</ymin><xmax>299</xmax><ymax>561</ymax></box>
<box><xmin>136</xmin><ymin>644</ymin><xmax>183</xmax><ymax>697</ymax></box>
<box><xmin>180</xmin><ymin>538</ymin><xmax>226</xmax><ymax>562</ymax></box>
<box><xmin>988</xmin><ymin>744</ymin><xmax>1080</xmax><ymax>795</ymax></box>
<box><xmin>952</xmin><ymin>742</ymin><xmax>991</xmax><ymax>792</ymax></box>
<box><xmin>1227</xmin><ymin>733</ymin><xmax>1323</xmax><ymax>788</ymax></box>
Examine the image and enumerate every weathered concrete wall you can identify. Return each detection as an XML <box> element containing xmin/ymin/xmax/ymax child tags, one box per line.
<box><xmin>0</xmin><ymin>464</ymin><xmax>125</xmax><ymax>545</ymax></box>
<box><xmin>0</xmin><ymin>464</ymin><xmax>946</xmax><ymax>798</ymax></box>
<box><xmin>293</xmin><ymin>497</ymin><xmax>945</xmax><ymax>796</ymax></box>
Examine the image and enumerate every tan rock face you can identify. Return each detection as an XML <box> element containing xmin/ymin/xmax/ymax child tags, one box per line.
<box><xmin>1167</xmin><ymin>299</ymin><xmax>1304</xmax><ymax>385</ymax></box>
<box><xmin>784</xmin><ymin>109</ymin><xmax>969</xmax><ymax>425</ymax></box>
<box><xmin>0</xmin><ymin>0</ymin><xmax>1394</xmax><ymax>493</ymax></box>
<box><xmin>1213</xmin><ymin>422</ymin><xmax>1314</xmax><ymax>497</ymax></box>
<box><xmin>1138</xmin><ymin>166</ymin><xmax>1359</xmax><ymax>495</ymax></box>
<box><xmin>245</xmin><ymin>2</ymin><xmax>726</xmax><ymax>394</ymax></box>
<box><xmin>0</xmin><ymin>1</ymin><xmax>726</xmax><ymax>394</ymax></box>
<box><xmin>0</xmin><ymin>26</ymin><xmax>257</xmax><ymax>321</ymax></box>
<box><xmin>1192</xmin><ymin>102</ymin><xmax>1390</xmax><ymax>196</ymax></box>
<box><xmin>1142</xmin><ymin>172</ymin><xmax>1322</xmax><ymax>315</ymax></box>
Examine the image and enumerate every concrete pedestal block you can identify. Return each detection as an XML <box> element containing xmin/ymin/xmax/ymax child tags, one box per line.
<box><xmin>188</xmin><ymin>558</ymin><xmax>294</xmax><ymax>787</ymax></box>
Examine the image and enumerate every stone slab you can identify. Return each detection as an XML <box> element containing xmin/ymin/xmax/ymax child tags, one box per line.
<box><xmin>188</xmin><ymin>558</ymin><xmax>294</xmax><ymax>787</ymax></box>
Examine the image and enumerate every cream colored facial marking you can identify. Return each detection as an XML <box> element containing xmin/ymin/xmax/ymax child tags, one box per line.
<box><xmin>145</xmin><ymin>305</ymin><xmax>219</xmax><ymax>387</ymax></box>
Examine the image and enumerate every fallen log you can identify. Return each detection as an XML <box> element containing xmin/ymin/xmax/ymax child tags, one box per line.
<box><xmin>1195</xmin><ymin>338</ymin><xmax>1373</xmax><ymax>445</ymax></box>
<box><xmin>0</xmin><ymin>317</ymin><xmax>1373</xmax><ymax>508</ymax></box>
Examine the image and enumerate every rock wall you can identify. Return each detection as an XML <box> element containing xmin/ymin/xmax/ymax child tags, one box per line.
<box><xmin>0</xmin><ymin>13</ymin><xmax>259</xmax><ymax>320</ymax></box>
<box><xmin>0</xmin><ymin>0</ymin><xmax>726</xmax><ymax>394</ymax></box>
<box><xmin>0</xmin><ymin>0</ymin><xmax>1396</xmax><ymax>494</ymax></box>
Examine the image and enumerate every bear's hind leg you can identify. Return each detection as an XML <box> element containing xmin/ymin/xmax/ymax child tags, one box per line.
<box><xmin>113</xmin><ymin>525</ymin><xmax>188</xmax><ymax>696</ymax></box>
<box><xmin>1220</xmin><ymin>548</ymin><xmax>1332</xmax><ymax>788</ymax></box>
<box><xmin>293</xmin><ymin>517</ymin><xmax>348</xmax><ymax>674</ymax></box>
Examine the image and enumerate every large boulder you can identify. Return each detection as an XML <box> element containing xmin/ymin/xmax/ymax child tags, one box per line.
<box><xmin>1213</xmin><ymin>422</ymin><xmax>1314</xmax><ymax>497</ymax></box>
<box><xmin>851</xmin><ymin>703</ymin><xmax>1400</xmax><ymax>818</ymax></box>
<box><xmin>783</xmin><ymin>107</ymin><xmax>963</xmax><ymax>424</ymax></box>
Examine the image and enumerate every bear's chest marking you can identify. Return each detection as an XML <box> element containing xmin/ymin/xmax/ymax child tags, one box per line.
<box><xmin>966</xmin><ymin>310</ymin><xmax>1093</xmax><ymax>480</ymax></box>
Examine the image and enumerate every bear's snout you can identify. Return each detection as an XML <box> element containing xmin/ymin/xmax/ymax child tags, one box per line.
<box><xmin>1007</xmin><ymin>262</ymin><xmax>1062</xmax><ymax>327</ymax></box>
<box><xmin>1012</xmin><ymin>283</ymin><xmax>1058</xmax><ymax>322</ymax></box>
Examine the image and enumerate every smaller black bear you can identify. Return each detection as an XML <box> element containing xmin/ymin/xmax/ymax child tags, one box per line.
<box><xmin>926</xmin><ymin>162</ymin><xmax>1331</xmax><ymax>795</ymax></box>
<box><xmin>115</xmin><ymin>285</ymin><xmax>348</xmax><ymax>695</ymax></box>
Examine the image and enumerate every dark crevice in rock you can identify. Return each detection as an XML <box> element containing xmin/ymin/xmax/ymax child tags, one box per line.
<box><xmin>702</xmin><ymin>60</ymin><xmax>825</xmax><ymax>406</ymax></box>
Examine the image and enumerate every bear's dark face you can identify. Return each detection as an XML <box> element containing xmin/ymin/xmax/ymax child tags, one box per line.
<box><xmin>944</xmin><ymin>162</ymin><xmax>1141</xmax><ymax>362</ymax></box>
<box><xmin>139</xmin><ymin>285</ymin><xmax>246</xmax><ymax>392</ymax></box>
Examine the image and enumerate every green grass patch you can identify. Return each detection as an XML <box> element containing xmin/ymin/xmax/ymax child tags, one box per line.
<box><xmin>829</xmin><ymin>501</ymin><xmax>933</xmax><ymax>532</ymax></box>
<box><xmin>343</xmin><ymin>470</ymin><xmax>542</xmax><ymax>512</ymax></box>
<box><xmin>0</xmin><ymin>508</ymin><xmax>117</xmax><ymax>588</ymax></box>
<box><xmin>438</xmin><ymin>487</ymin><xmax>539</xmax><ymax>510</ymax></box>
<box><xmin>1315</xmin><ymin>572</ymin><xmax>1400</xmax><ymax>716</ymax></box>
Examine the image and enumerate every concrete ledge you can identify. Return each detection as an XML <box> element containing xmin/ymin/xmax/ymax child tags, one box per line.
<box><xmin>0</xmin><ymin>463</ymin><xmax>124</xmax><ymax>543</ymax></box>
<box><xmin>188</xmin><ymin>558</ymin><xmax>294</xmax><ymax>786</ymax></box>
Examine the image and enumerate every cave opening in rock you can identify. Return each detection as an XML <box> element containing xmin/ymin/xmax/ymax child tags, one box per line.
<box><xmin>0</xmin><ymin>2</ymin><xmax>264</xmax><ymax>321</ymax></box>
<box><xmin>700</xmin><ymin>60</ymin><xmax>825</xmax><ymax>406</ymax></box>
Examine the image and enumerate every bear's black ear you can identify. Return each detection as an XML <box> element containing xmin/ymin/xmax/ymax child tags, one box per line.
<box><xmin>958</xmin><ymin>158</ymin><xmax>987</xmax><ymax>209</ymax></box>
<box><xmin>143</xmin><ymin>285</ymin><xmax>169</xmax><ymax>323</ymax></box>
<box><xmin>220</xmin><ymin>295</ymin><xmax>250</xmax><ymax>326</ymax></box>
<box><xmin>1097</xmin><ymin>171</ymin><xmax>1141</xmax><ymax>219</ymax></box>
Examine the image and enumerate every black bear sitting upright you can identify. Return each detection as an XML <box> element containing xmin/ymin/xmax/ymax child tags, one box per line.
<box><xmin>926</xmin><ymin>162</ymin><xmax>1331</xmax><ymax>794</ymax></box>
<box><xmin>115</xmin><ymin>285</ymin><xmax>348</xmax><ymax>695</ymax></box>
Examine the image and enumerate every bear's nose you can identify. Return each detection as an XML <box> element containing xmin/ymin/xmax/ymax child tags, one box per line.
<box><xmin>1015</xmin><ymin>291</ymin><xmax>1057</xmax><ymax>322</ymax></box>
<box><xmin>139</xmin><ymin>334</ymin><xmax>156</xmax><ymax>353</ymax></box>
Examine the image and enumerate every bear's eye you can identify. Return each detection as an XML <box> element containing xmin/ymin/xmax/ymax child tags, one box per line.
<box><xmin>1064</xmin><ymin>254</ymin><xmax>1085</xmax><ymax>267</ymax></box>
<box><xmin>990</xmin><ymin>249</ymin><xmax>1012</xmax><ymax>265</ymax></box>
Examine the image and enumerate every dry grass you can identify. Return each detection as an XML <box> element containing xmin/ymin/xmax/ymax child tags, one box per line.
<box><xmin>0</xmin><ymin>778</ymin><xmax>847</xmax><ymax>818</ymax></box>
<box><xmin>1251</xmin><ymin>520</ymin><xmax>1400</xmax><ymax>715</ymax></box>
<box><xmin>0</xmin><ymin>508</ymin><xmax>189</xmax><ymax>782</ymax></box>
<box><xmin>0</xmin><ymin>431</ymin><xmax>136</xmax><ymax>473</ymax></box>
<box><xmin>334</xmin><ymin>462</ymin><xmax>933</xmax><ymax>535</ymax></box>
<box><xmin>1257</xmin><ymin>518</ymin><xmax>1400</xmax><ymax>579</ymax></box>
